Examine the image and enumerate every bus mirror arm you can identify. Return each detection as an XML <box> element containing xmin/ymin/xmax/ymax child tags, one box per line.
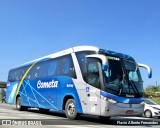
<box><xmin>138</xmin><ymin>63</ymin><xmax>152</xmax><ymax>78</ymax></box>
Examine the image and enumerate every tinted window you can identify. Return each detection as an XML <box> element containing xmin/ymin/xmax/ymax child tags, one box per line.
<box><xmin>76</xmin><ymin>51</ymin><xmax>96</xmax><ymax>81</ymax></box>
<box><xmin>144</xmin><ymin>99</ymin><xmax>157</xmax><ymax>105</ymax></box>
<box><xmin>44</xmin><ymin>59</ymin><xmax>57</xmax><ymax>77</ymax></box>
<box><xmin>87</xmin><ymin>61</ymin><xmax>100</xmax><ymax>88</ymax></box>
<box><xmin>40</xmin><ymin>54</ymin><xmax>76</xmax><ymax>78</ymax></box>
<box><xmin>56</xmin><ymin>55</ymin><xmax>76</xmax><ymax>78</ymax></box>
<box><xmin>34</xmin><ymin>62</ymin><xmax>45</xmax><ymax>79</ymax></box>
<box><xmin>108</xmin><ymin>59</ymin><xmax>123</xmax><ymax>82</ymax></box>
<box><xmin>25</xmin><ymin>66</ymin><xmax>33</xmax><ymax>80</ymax></box>
<box><xmin>8</xmin><ymin>54</ymin><xmax>76</xmax><ymax>82</ymax></box>
<box><xmin>26</xmin><ymin>62</ymin><xmax>46</xmax><ymax>80</ymax></box>
<box><xmin>129</xmin><ymin>71</ymin><xmax>139</xmax><ymax>82</ymax></box>
<box><xmin>8</xmin><ymin>70</ymin><xmax>14</xmax><ymax>82</ymax></box>
<box><xmin>8</xmin><ymin>65</ymin><xmax>29</xmax><ymax>82</ymax></box>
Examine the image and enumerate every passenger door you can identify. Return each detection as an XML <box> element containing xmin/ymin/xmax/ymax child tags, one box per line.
<box><xmin>86</xmin><ymin>58</ymin><xmax>101</xmax><ymax>115</ymax></box>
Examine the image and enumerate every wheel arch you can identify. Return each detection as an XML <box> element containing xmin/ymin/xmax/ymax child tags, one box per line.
<box><xmin>144</xmin><ymin>109</ymin><xmax>152</xmax><ymax>113</ymax></box>
<box><xmin>62</xmin><ymin>94</ymin><xmax>83</xmax><ymax>114</ymax></box>
<box><xmin>63</xmin><ymin>95</ymin><xmax>74</xmax><ymax>110</ymax></box>
<box><xmin>15</xmin><ymin>94</ymin><xmax>21</xmax><ymax>104</ymax></box>
<box><xmin>144</xmin><ymin>109</ymin><xmax>152</xmax><ymax>117</ymax></box>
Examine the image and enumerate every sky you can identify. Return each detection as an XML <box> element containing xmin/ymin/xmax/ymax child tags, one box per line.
<box><xmin>0</xmin><ymin>0</ymin><xmax>160</xmax><ymax>88</ymax></box>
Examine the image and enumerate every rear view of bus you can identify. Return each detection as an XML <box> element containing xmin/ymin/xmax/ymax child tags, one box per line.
<box><xmin>6</xmin><ymin>46</ymin><xmax>152</xmax><ymax>120</ymax></box>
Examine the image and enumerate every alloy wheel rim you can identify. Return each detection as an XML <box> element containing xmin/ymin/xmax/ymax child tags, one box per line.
<box><xmin>17</xmin><ymin>99</ymin><xmax>20</xmax><ymax>109</ymax></box>
<box><xmin>67</xmin><ymin>102</ymin><xmax>75</xmax><ymax>116</ymax></box>
<box><xmin>145</xmin><ymin>111</ymin><xmax>151</xmax><ymax>117</ymax></box>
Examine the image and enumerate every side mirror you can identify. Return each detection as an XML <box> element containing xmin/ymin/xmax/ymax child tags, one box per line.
<box><xmin>138</xmin><ymin>63</ymin><xmax>152</xmax><ymax>78</ymax></box>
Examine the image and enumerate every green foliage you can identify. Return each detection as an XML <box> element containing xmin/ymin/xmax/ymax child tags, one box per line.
<box><xmin>0</xmin><ymin>88</ymin><xmax>6</xmax><ymax>101</ymax></box>
<box><xmin>144</xmin><ymin>85</ymin><xmax>160</xmax><ymax>98</ymax></box>
<box><xmin>149</xmin><ymin>97</ymin><xmax>160</xmax><ymax>105</ymax></box>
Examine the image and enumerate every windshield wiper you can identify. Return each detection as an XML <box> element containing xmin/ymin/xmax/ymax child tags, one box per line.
<box><xmin>118</xmin><ymin>71</ymin><xmax>127</xmax><ymax>95</ymax></box>
<box><xmin>120</xmin><ymin>70</ymin><xmax>141</xmax><ymax>97</ymax></box>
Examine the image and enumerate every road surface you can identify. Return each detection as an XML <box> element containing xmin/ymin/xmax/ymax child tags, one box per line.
<box><xmin>0</xmin><ymin>103</ymin><xmax>159</xmax><ymax>128</ymax></box>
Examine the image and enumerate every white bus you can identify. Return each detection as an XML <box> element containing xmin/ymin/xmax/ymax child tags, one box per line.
<box><xmin>6</xmin><ymin>46</ymin><xmax>152</xmax><ymax>120</ymax></box>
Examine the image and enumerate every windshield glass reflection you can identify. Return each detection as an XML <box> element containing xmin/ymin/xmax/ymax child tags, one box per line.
<box><xmin>104</xmin><ymin>58</ymin><xmax>143</xmax><ymax>98</ymax></box>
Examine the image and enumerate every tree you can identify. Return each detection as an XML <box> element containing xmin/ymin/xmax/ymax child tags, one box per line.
<box><xmin>144</xmin><ymin>85</ymin><xmax>160</xmax><ymax>98</ymax></box>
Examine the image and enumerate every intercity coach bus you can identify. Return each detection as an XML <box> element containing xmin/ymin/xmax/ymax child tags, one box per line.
<box><xmin>6</xmin><ymin>46</ymin><xmax>152</xmax><ymax>120</ymax></box>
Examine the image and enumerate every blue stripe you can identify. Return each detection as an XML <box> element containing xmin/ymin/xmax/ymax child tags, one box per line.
<box><xmin>100</xmin><ymin>91</ymin><xmax>143</xmax><ymax>104</ymax></box>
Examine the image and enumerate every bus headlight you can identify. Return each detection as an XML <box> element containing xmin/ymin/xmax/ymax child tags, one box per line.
<box><xmin>101</xmin><ymin>95</ymin><xmax>117</xmax><ymax>104</ymax></box>
<box><xmin>108</xmin><ymin>98</ymin><xmax>117</xmax><ymax>104</ymax></box>
<box><xmin>101</xmin><ymin>95</ymin><xmax>107</xmax><ymax>101</ymax></box>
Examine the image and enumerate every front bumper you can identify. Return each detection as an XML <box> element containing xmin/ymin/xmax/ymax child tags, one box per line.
<box><xmin>152</xmin><ymin>110</ymin><xmax>160</xmax><ymax>117</ymax></box>
<box><xmin>101</xmin><ymin>101</ymin><xmax>144</xmax><ymax>117</ymax></box>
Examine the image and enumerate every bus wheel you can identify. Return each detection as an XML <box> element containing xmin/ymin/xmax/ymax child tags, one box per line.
<box><xmin>65</xmin><ymin>99</ymin><xmax>79</xmax><ymax>119</ymax></box>
<box><xmin>16</xmin><ymin>97</ymin><xmax>28</xmax><ymax>111</ymax></box>
<box><xmin>144</xmin><ymin>110</ymin><xmax>152</xmax><ymax>118</ymax></box>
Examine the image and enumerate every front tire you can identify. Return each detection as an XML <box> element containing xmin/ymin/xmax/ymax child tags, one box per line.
<box><xmin>16</xmin><ymin>97</ymin><xmax>28</xmax><ymax>111</ymax></box>
<box><xmin>144</xmin><ymin>110</ymin><xmax>152</xmax><ymax>118</ymax></box>
<box><xmin>65</xmin><ymin>99</ymin><xmax>79</xmax><ymax>119</ymax></box>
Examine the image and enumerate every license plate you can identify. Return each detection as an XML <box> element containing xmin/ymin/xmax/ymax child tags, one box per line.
<box><xmin>126</xmin><ymin>110</ymin><xmax>134</xmax><ymax>114</ymax></box>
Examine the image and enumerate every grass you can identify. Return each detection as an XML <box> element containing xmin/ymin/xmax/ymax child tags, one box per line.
<box><xmin>149</xmin><ymin>97</ymin><xmax>160</xmax><ymax>105</ymax></box>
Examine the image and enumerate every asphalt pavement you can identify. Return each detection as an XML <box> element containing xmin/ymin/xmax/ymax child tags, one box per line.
<box><xmin>0</xmin><ymin>103</ymin><xmax>159</xmax><ymax>128</ymax></box>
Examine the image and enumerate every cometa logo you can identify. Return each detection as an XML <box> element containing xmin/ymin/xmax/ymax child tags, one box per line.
<box><xmin>37</xmin><ymin>80</ymin><xmax>58</xmax><ymax>89</ymax></box>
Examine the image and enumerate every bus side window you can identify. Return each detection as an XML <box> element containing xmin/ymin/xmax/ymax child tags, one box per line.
<box><xmin>44</xmin><ymin>59</ymin><xmax>57</xmax><ymax>77</ymax></box>
<box><xmin>76</xmin><ymin>51</ymin><xmax>96</xmax><ymax>82</ymax></box>
<box><xmin>8</xmin><ymin>70</ymin><xmax>14</xmax><ymax>82</ymax></box>
<box><xmin>57</xmin><ymin>55</ymin><xmax>76</xmax><ymax>79</ymax></box>
<box><xmin>87</xmin><ymin>61</ymin><xmax>100</xmax><ymax>88</ymax></box>
<box><xmin>14</xmin><ymin>68</ymin><xmax>21</xmax><ymax>81</ymax></box>
<box><xmin>57</xmin><ymin>56</ymin><xmax>66</xmax><ymax>76</ymax></box>
<box><xmin>34</xmin><ymin>62</ymin><xmax>45</xmax><ymax>79</ymax></box>
<box><xmin>17</xmin><ymin>68</ymin><xmax>24</xmax><ymax>81</ymax></box>
<box><xmin>26</xmin><ymin>62</ymin><xmax>45</xmax><ymax>79</ymax></box>
<box><xmin>63</xmin><ymin>55</ymin><xmax>76</xmax><ymax>78</ymax></box>
<box><xmin>14</xmin><ymin>70</ymin><xmax>18</xmax><ymax>81</ymax></box>
<box><xmin>22</xmin><ymin>66</ymin><xmax>29</xmax><ymax>79</ymax></box>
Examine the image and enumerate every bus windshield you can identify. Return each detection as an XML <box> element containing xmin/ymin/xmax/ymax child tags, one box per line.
<box><xmin>104</xmin><ymin>57</ymin><xmax>143</xmax><ymax>98</ymax></box>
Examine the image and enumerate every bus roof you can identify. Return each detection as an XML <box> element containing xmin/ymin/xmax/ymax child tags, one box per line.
<box><xmin>11</xmin><ymin>46</ymin><xmax>99</xmax><ymax>70</ymax></box>
<box><xmin>10</xmin><ymin>45</ymin><xmax>134</xmax><ymax>70</ymax></box>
